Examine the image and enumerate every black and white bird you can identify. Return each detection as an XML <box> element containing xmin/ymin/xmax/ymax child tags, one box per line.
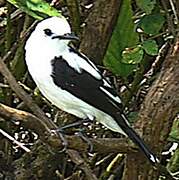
<box><xmin>25</xmin><ymin>16</ymin><xmax>159</xmax><ymax>164</ymax></box>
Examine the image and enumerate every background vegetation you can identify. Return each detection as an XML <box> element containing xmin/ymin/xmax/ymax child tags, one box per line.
<box><xmin>0</xmin><ymin>0</ymin><xmax>179</xmax><ymax>179</ymax></box>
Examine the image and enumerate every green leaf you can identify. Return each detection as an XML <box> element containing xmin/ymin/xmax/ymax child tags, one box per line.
<box><xmin>104</xmin><ymin>0</ymin><xmax>139</xmax><ymax>77</ymax></box>
<box><xmin>169</xmin><ymin>119</ymin><xmax>179</xmax><ymax>143</ymax></box>
<box><xmin>136</xmin><ymin>0</ymin><xmax>156</xmax><ymax>14</ymax></box>
<box><xmin>0</xmin><ymin>88</ymin><xmax>5</xmax><ymax>102</ymax></box>
<box><xmin>138</xmin><ymin>13</ymin><xmax>165</xmax><ymax>35</ymax></box>
<box><xmin>127</xmin><ymin>111</ymin><xmax>138</xmax><ymax>123</ymax></box>
<box><xmin>122</xmin><ymin>46</ymin><xmax>144</xmax><ymax>64</ymax></box>
<box><xmin>142</xmin><ymin>40</ymin><xmax>158</xmax><ymax>55</ymax></box>
<box><xmin>7</xmin><ymin>0</ymin><xmax>61</xmax><ymax>19</ymax></box>
<box><xmin>167</xmin><ymin>148</ymin><xmax>179</xmax><ymax>173</ymax></box>
<box><xmin>105</xmin><ymin>56</ymin><xmax>137</xmax><ymax>77</ymax></box>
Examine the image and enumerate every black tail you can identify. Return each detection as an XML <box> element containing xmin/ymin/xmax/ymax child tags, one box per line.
<box><xmin>117</xmin><ymin>114</ymin><xmax>159</xmax><ymax>164</ymax></box>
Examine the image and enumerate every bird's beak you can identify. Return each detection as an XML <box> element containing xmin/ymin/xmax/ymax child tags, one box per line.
<box><xmin>52</xmin><ymin>33</ymin><xmax>79</xmax><ymax>41</ymax></box>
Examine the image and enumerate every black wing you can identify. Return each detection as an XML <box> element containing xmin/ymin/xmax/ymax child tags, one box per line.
<box><xmin>51</xmin><ymin>54</ymin><xmax>123</xmax><ymax>118</ymax></box>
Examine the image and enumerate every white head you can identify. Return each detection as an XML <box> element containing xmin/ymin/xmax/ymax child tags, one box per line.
<box><xmin>25</xmin><ymin>17</ymin><xmax>79</xmax><ymax>55</ymax></box>
<box><xmin>25</xmin><ymin>16</ymin><xmax>79</xmax><ymax>76</ymax></box>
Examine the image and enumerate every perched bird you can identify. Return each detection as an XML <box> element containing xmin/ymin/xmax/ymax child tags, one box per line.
<box><xmin>25</xmin><ymin>16</ymin><xmax>159</xmax><ymax>164</ymax></box>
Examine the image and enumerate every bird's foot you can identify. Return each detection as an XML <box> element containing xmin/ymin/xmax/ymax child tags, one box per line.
<box><xmin>56</xmin><ymin>118</ymin><xmax>91</xmax><ymax>131</ymax></box>
<box><xmin>50</xmin><ymin>129</ymin><xmax>68</xmax><ymax>153</ymax></box>
<box><xmin>76</xmin><ymin>129</ymin><xmax>93</xmax><ymax>152</ymax></box>
<box><xmin>51</xmin><ymin>118</ymin><xmax>92</xmax><ymax>153</ymax></box>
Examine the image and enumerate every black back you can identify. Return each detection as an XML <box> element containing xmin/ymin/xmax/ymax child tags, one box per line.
<box><xmin>51</xmin><ymin>55</ymin><xmax>123</xmax><ymax>118</ymax></box>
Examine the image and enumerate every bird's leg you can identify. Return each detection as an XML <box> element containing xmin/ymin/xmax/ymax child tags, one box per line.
<box><xmin>76</xmin><ymin>129</ymin><xmax>93</xmax><ymax>152</ymax></box>
<box><xmin>75</xmin><ymin>117</ymin><xmax>95</xmax><ymax>152</ymax></box>
<box><xmin>54</xmin><ymin>118</ymin><xmax>94</xmax><ymax>152</ymax></box>
<box><xmin>50</xmin><ymin>129</ymin><xmax>68</xmax><ymax>153</ymax></box>
<box><xmin>51</xmin><ymin>118</ymin><xmax>92</xmax><ymax>152</ymax></box>
<box><xmin>56</xmin><ymin>118</ymin><xmax>91</xmax><ymax>132</ymax></box>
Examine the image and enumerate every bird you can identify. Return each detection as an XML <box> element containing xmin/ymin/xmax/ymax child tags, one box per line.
<box><xmin>25</xmin><ymin>16</ymin><xmax>159</xmax><ymax>164</ymax></box>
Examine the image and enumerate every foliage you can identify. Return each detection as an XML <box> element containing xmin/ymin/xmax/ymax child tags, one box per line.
<box><xmin>104</xmin><ymin>0</ymin><xmax>139</xmax><ymax>77</ymax></box>
<box><xmin>136</xmin><ymin>0</ymin><xmax>156</xmax><ymax>14</ymax></box>
<box><xmin>142</xmin><ymin>39</ymin><xmax>158</xmax><ymax>55</ymax></box>
<box><xmin>169</xmin><ymin>119</ymin><xmax>179</xmax><ymax>143</ymax></box>
<box><xmin>7</xmin><ymin>0</ymin><xmax>61</xmax><ymax>19</ymax></box>
<box><xmin>104</xmin><ymin>0</ymin><xmax>164</xmax><ymax>77</ymax></box>
<box><xmin>138</xmin><ymin>13</ymin><xmax>165</xmax><ymax>35</ymax></box>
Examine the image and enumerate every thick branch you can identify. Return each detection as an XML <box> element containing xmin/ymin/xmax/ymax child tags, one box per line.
<box><xmin>0</xmin><ymin>102</ymin><xmax>135</xmax><ymax>154</ymax></box>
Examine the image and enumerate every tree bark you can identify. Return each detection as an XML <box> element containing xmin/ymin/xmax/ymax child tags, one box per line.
<box><xmin>123</xmin><ymin>40</ymin><xmax>179</xmax><ymax>180</ymax></box>
<box><xmin>80</xmin><ymin>0</ymin><xmax>122</xmax><ymax>64</ymax></box>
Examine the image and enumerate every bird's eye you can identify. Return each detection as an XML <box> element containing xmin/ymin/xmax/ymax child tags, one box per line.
<box><xmin>44</xmin><ymin>29</ymin><xmax>53</xmax><ymax>36</ymax></box>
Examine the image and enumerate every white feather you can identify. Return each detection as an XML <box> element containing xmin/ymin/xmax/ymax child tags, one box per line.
<box><xmin>100</xmin><ymin>87</ymin><xmax>122</xmax><ymax>104</ymax></box>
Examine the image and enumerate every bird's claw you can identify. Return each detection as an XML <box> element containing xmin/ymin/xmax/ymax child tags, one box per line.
<box><xmin>51</xmin><ymin>129</ymin><xmax>68</xmax><ymax>153</ymax></box>
<box><xmin>76</xmin><ymin>130</ymin><xmax>93</xmax><ymax>152</ymax></box>
<box><xmin>51</xmin><ymin>118</ymin><xmax>93</xmax><ymax>153</ymax></box>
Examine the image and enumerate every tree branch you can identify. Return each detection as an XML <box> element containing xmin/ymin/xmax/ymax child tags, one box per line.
<box><xmin>0</xmin><ymin>102</ymin><xmax>135</xmax><ymax>154</ymax></box>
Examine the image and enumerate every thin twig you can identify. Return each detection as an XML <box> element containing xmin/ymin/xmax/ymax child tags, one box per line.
<box><xmin>144</xmin><ymin>42</ymin><xmax>169</xmax><ymax>79</ymax></box>
<box><xmin>0</xmin><ymin>128</ymin><xmax>31</xmax><ymax>152</ymax></box>
<box><xmin>169</xmin><ymin>0</ymin><xmax>179</xmax><ymax>25</ymax></box>
<box><xmin>0</xmin><ymin>83</ymin><xmax>9</xmax><ymax>88</ymax></box>
<box><xmin>161</xmin><ymin>0</ymin><xmax>175</xmax><ymax>36</ymax></box>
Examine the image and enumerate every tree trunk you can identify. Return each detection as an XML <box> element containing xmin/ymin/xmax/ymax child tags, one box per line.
<box><xmin>123</xmin><ymin>40</ymin><xmax>179</xmax><ymax>179</ymax></box>
<box><xmin>80</xmin><ymin>0</ymin><xmax>122</xmax><ymax>64</ymax></box>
